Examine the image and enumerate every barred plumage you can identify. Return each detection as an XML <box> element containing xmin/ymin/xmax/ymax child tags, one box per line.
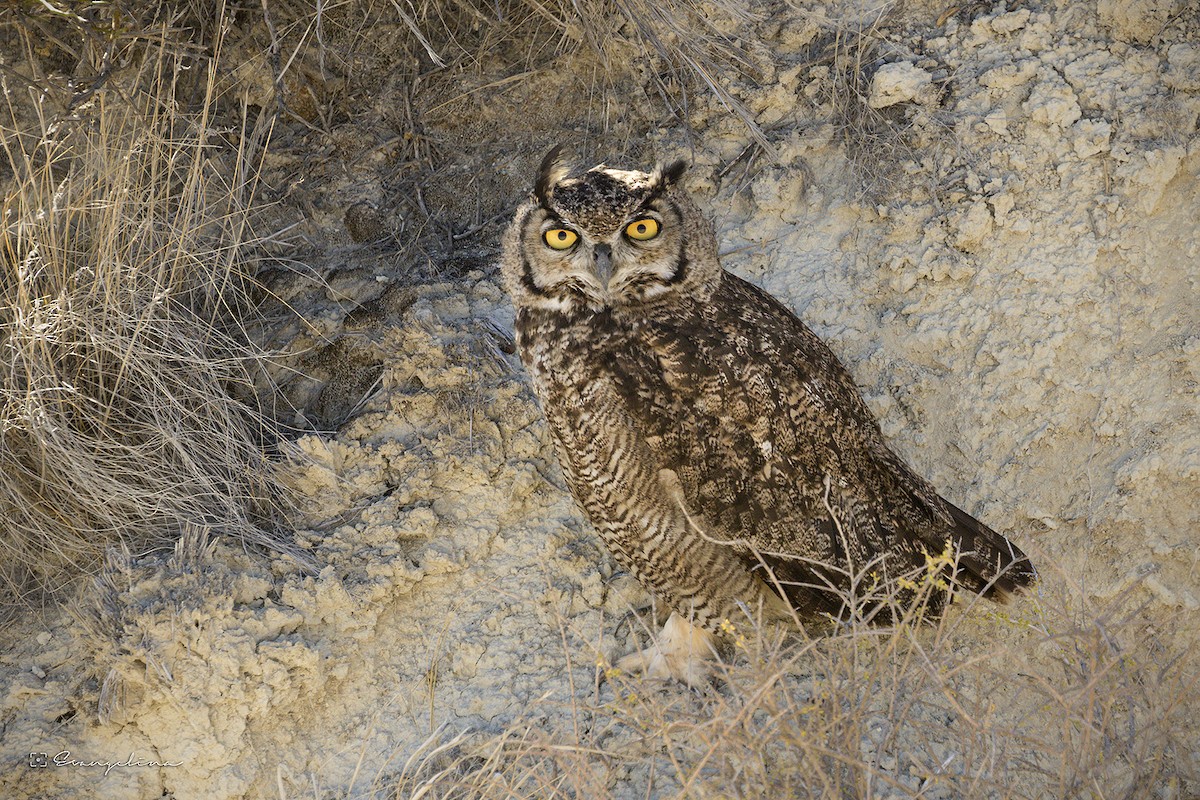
<box><xmin>500</xmin><ymin>148</ymin><xmax>1035</xmax><ymax>684</ymax></box>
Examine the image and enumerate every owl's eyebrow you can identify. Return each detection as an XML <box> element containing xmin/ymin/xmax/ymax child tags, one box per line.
<box><xmin>636</xmin><ymin>189</ymin><xmax>668</xmax><ymax>210</ymax></box>
<box><xmin>635</xmin><ymin>192</ymin><xmax>679</xmax><ymax>221</ymax></box>
<box><xmin>537</xmin><ymin>212</ymin><xmax>570</xmax><ymax>228</ymax></box>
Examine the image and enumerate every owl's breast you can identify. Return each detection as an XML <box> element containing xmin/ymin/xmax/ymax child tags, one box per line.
<box><xmin>515</xmin><ymin>305</ymin><xmax>681</xmax><ymax>466</ymax></box>
<box><xmin>517</xmin><ymin>306</ymin><xmax>653</xmax><ymax>386</ymax></box>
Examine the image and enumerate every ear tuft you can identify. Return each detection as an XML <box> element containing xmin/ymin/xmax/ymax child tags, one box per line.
<box><xmin>534</xmin><ymin>145</ymin><xmax>570</xmax><ymax>206</ymax></box>
<box><xmin>651</xmin><ymin>158</ymin><xmax>688</xmax><ymax>190</ymax></box>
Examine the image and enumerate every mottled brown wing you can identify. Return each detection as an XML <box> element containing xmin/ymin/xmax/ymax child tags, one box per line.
<box><xmin>633</xmin><ymin>271</ymin><xmax>1032</xmax><ymax>610</ymax></box>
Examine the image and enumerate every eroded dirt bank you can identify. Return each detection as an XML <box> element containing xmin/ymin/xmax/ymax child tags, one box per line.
<box><xmin>1</xmin><ymin>1</ymin><xmax>1196</xmax><ymax>797</ymax></box>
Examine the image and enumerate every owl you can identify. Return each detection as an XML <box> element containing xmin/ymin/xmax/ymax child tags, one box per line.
<box><xmin>500</xmin><ymin>148</ymin><xmax>1035</xmax><ymax>685</ymax></box>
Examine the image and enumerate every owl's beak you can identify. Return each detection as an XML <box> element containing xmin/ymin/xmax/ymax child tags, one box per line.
<box><xmin>594</xmin><ymin>243</ymin><xmax>613</xmax><ymax>288</ymax></box>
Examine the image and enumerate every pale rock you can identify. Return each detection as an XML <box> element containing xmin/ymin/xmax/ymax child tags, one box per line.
<box><xmin>1144</xmin><ymin>574</ymin><xmax>1200</xmax><ymax>610</ymax></box>
<box><xmin>951</xmin><ymin>199</ymin><xmax>994</xmax><ymax>252</ymax></box>
<box><xmin>984</xmin><ymin>109</ymin><xmax>1009</xmax><ymax>135</ymax></box>
<box><xmin>868</xmin><ymin>62</ymin><xmax>933</xmax><ymax>108</ymax></box>
<box><xmin>979</xmin><ymin>60</ymin><xmax>1038</xmax><ymax>90</ymax></box>
<box><xmin>1097</xmin><ymin>0</ymin><xmax>1176</xmax><ymax>43</ymax></box>
<box><xmin>1072</xmin><ymin>119</ymin><xmax>1112</xmax><ymax>158</ymax></box>
<box><xmin>1023</xmin><ymin>75</ymin><xmax>1082</xmax><ymax>128</ymax></box>
<box><xmin>1165</xmin><ymin>43</ymin><xmax>1200</xmax><ymax>91</ymax></box>
<box><xmin>1017</xmin><ymin>14</ymin><xmax>1055</xmax><ymax>52</ymax></box>
<box><xmin>988</xmin><ymin>192</ymin><xmax>1016</xmax><ymax>227</ymax></box>
<box><xmin>991</xmin><ymin>9</ymin><xmax>1032</xmax><ymax>35</ymax></box>
<box><xmin>1114</xmin><ymin>146</ymin><xmax>1185</xmax><ymax>213</ymax></box>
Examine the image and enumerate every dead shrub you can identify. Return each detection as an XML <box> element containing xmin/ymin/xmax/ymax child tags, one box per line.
<box><xmin>0</xmin><ymin>9</ymin><xmax>295</xmax><ymax>616</ymax></box>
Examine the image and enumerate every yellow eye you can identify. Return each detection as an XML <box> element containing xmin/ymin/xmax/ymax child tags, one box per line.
<box><xmin>543</xmin><ymin>228</ymin><xmax>578</xmax><ymax>250</ymax></box>
<box><xmin>625</xmin><ymin>218</ymin><xmax>660</xmax><ymax>241</ymax></box>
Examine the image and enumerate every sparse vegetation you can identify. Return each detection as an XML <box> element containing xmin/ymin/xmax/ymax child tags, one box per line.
<box><xmin>0</xmin><ymin>5</ymin><xmax>293</xmax><ymax>614</ymax></box>
<box><xmin>390</xmin><ymin>566</ymin><xmax>1197</xmax><ymax>799</ymax></box>
<box><xmin>0</xmin><ymin>0</ymin><xmax>764</xmax><ymax>615</ymax></box>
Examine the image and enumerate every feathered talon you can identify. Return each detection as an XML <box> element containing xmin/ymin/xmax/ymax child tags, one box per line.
<box><xmin>614</xmin><ymin>612</ymin><xmax>717</xmax><ymax>689</ymax></box>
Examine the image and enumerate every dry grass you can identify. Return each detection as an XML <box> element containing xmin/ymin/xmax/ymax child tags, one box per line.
<box><xmin>387</xmin><ymin>555</ymin><xmax>1197</xmax><ymax>799</ymax></box>
<box><xmin>0</xmin><ymin>0</ymin><xmax>776</xmax><ymax>615</ymax></box>
<box><xmin>266</xmin><ymin>0</ymin><xmax>771</xmax><ymax>153</ymax></box>
<box><xmin>0</xmin><ymin>6</ymin><xmax>296</xmax><ymax>614</ymax></box>
<box><xmin>561</xmin><ymin>0</ymin><xmax>771</xmax><ymax>151</ymax></box>
<box><xmin>791</xmin><ymin>2</ymin><xmax>943</xmax><ymax>198</ymax></box>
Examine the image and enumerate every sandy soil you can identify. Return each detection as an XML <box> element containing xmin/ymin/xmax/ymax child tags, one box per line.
<box><xmin>1</xmin><ymin>0</ymin><xmax>1196</xmax><ymax>797</ymax></box>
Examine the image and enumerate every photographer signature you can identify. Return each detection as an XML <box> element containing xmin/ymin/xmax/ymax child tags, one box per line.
<box><xmin>29</xmin><ymin>751</ymin><xmax>183</xmax><ymax>776</ymax></box>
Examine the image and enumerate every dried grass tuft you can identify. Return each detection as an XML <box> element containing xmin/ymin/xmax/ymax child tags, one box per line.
<box><xmin>793</xmin><ymin>2</ymin><xmax>957</xmax><ymax>198</ymax></box>
<box><xmin>388</xmin><ymin>554</ymin><xmax>1199</xmax><ymax>799</ymax></box>
<box><xmin>0</xmin><ymin>11</ymin><xmax>296</xmax><ymax>616</ymax></box>
<box><xmin>291</xmin><ymin>0</ymin><xmax>771</xmax><ymax>147</ymax></box>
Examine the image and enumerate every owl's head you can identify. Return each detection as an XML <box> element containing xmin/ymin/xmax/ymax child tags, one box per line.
<box><xmin>501</xmin><ymin>147</ymin><xmax>720</xmax><ymax>314</ymax></box>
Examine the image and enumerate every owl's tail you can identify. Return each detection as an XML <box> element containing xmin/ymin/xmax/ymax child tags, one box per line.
<box><xmin>940</xmin><ymin>498</ymin><xmax>1036</xmax><ymax>601</ymax></box>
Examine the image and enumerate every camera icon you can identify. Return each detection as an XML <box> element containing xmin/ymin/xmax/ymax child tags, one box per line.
<box><xmin>29</xmin><ymin>752</ymin><xmax>49</xmax><ymax>768</ymax></box>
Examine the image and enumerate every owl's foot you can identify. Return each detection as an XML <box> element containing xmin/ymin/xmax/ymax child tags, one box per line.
<box><xmin>615</xmin><ymin>611</ymin><xmax>716</xmax><ymax>688</ymax></box>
